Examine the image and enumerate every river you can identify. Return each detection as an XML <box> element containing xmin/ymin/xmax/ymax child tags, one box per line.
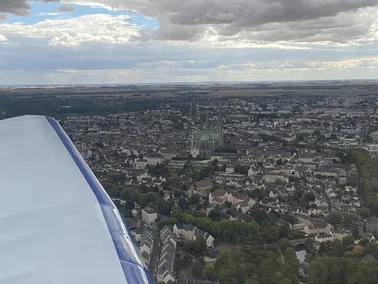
<box><xmin>296</xmin><ymin>250</ymin><xmax>307</xmax><ymax>263</ymax></box>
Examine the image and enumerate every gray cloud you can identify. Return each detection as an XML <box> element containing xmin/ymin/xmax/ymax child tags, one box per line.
<box><xmin>167</xmin><ymin>0</ymin><xmax>378</xmax><ymax>26</ymax></box>
<box><xmin>0</xmin><ymin>0</ymin><xmax>58</xmax><ymax>16</ymax></box>
<box><xmin>0</xmin><ymin>12</ymin><xmax>7</xmax><ymax>21</ymax></box>
<box><xmin>68</xmin><ymin>0</ymin><xmax>378</xmax><ymax>43</ymax></box>
<box><xmin>56</xmin><ymin>4</ymin><xmax>75</xmax><ymax>12</ymax></box>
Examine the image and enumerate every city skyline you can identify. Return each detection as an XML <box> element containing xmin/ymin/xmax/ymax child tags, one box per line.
<box><xmin>0</xmin><ymin>0</ymin><xmax>378</xmax><ymax>85</ymax></box>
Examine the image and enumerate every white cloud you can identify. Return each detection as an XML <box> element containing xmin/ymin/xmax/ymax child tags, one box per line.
<box><xmin>36</xmin><ymin>12</ymin><xmax>61</xmax><ymax>16</ymax></box>
<box><xmin>0</xmin><ymin>34</ymin><xmax>8</xmax><ymax>42</ymax></box>
<box><xmin>0</xmin><ymin>14</ymin><xmax>139</xmax><ymax>47</ymax></box>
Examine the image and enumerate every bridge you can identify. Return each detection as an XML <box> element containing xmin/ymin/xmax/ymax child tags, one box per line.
<box><xmin>290</xmin><ymin>237</ymin><xmax>313</xmax><ymax>249</ymax></box>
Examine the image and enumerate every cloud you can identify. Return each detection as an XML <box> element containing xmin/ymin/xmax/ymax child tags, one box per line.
<box><xmin>66</xmin><ymin>0</ymin><xmax>378</xmax><ymax>44</ymax></box>
<box><xmin>36</xmin><ymin>12</ymin><xmax>61</xmax><ymax>16</ymax></box>
<box><xmin>0</xmin><ymin>0</ymin><xmax>59</xmax><ymax>16</ymax></box>
<box><xmin>57</xmin><ymin>4</ymin><xmax>75</xmax><ymax>12</ymax></box>
<box><xmin>0</xmin><ymin>34</ymin><xmax>8</xmax><ymax>41</ymax></box>
<box><xmin>0</xmin><ymin>14</ymin><xmax>138</xmax><ymax>46</ymax></box>
<box><xmin>2</xmin><ymin>0</ymin><xmax>378</xmax><ymax>44</ymax></box>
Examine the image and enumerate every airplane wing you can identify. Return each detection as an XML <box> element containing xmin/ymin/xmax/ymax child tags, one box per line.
<box><xmin>0</xmin><ymin>115</ymin><xmax>153</xmax><ymax>284</ymax></box>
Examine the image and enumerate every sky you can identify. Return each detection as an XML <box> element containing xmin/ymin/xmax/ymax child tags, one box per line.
<box><xmin>0</xmin><ymin>0</ymin><xmax>378</xmax><ymax>85</ymax></box>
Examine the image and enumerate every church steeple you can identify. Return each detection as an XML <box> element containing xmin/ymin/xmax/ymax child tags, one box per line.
<box><xmin>218</xmin><ymin>109</ymin><xmax>224</xmax><ymax>146</ymax></box>
<box><xmin>205</xmin><ymin>111</ymin><xmax>209</xmax><ymax>132</ymax></box>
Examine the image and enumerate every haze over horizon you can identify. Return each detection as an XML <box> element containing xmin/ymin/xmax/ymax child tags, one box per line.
<box><xmin>1</xmin><ymin>0</ymin><xmax>378</xmax><ymax>85</ymax></box>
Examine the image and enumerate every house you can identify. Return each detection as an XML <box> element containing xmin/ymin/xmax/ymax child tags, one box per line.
<box><xmin>345</xmin><ymin>186</ymin><xmax>358</xmax><ymax>193</ymax></box>
<box><xmin>315</xmin><ymin>234</ymin><xmax>334</xmax><ymax>243</ymax></box>
<box><xmin>303</xmin><ymin>221</ymin><xmax>334</xmax><ymax>236</ymax></box>
<box><xmin>226</xmin><ymin>165</ymin><xmax>235</xmax><ymax>173</ymax></box>
<box><xmin>142</xmin><ymin>206</ymin><xmax>158</xmax><ymax>225</ymax></box>
<box><xmin>215</xmin><ymin>173</ymin><xmax>245</xmax><ymax>184</ymax></box>
<box><xmin>139</xmin><ymin>227</ymin><xmax>154</xmax><ymax>267</ymax></box>
<box><xmin>264</xmin><ymin>174</ymin><xmax>288</xmax><ymax>183</ymax></box>
<box><xmin>299</xmin><ymin>152</ymin><xmax>315</xmax><ymax>163</ymax></box>
<box><xmin>208</xmin><ymin>190</ymin><xmax>255</xmax><ymax>212</ymax></box>
<box><xmin>173</xmin><ymin>224</ymin><xmax>215</xmax><ymax>248</ymax></box>
<box><xmin>189</xmin><ymin>179</ymin><xmax>213</xmax><ymax>197</ymax></box>
<box><xmin>135</xmin><ymin>159</ymin><xmax>148</xmax><ymax>169</ymax></box>
<box><xmin>146</xmin><ymin>153</ymin><xmax>164</xmax><ymax>166</ymax></box>
<box><xmin>157</xmin><ymin>226</ymin><xmax>176</xmax><ymax>284</ymax></box>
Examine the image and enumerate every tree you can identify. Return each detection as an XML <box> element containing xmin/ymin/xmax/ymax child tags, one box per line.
<box><xmin>363</xmin><ymin>223</ymin><xmax>367</xmax><ymax>233</ymax></box>
<box><xmin>244</xmin><ymin>280</ymin><xmax>259</xmax><ymax>284</ymax></box>
<box><xmin>365</xmin><ymin>242</ymin><xmax>378</xmax><ymax>259</ymax></box>
<box><xmin>192</xmin><ymin>258</ymin><xmax>205</xmax><ymax>277</ymax></box>
<box><xmin>279</xmin><ymin>225</ymin><xmax>290</xmax><ymax>239</ymax></box>
<box><xmin>360</xmin><ymin>238</ymin><xmax>369</xmax><ymax>247</ymax></box>
<box><xmin>178</xmin><ymin>198</ymin><xmax>187</xmax><ymax>210</ymax></box>
<box><xmin>352</xmin><ymin>227</ymin><xmax>360</xmax><ymax>240</ymax></box>
<box><xmin>194</xmin><ymin>237</ymin><xmax>207</xmax><ymax>256</ymax></box>
<box><xmin>308</xmin><ymin>261</ymin><xmax>329</xmax><ymax>284</ymax></box>
<box><xmin>175</xmin><ymin>254</ymin><xmax>192</xmax><ymax>270</ymax></box>
<box><xmin>218</xmin><ymin>269</ymin><xmax>237</xmax><ymax>284</ymax></box>
<box><xmin>343</xmin><ymin>236</ymin><xmax>355</xmax><ymax>247</ymax></box>
<box><xmin>278</xmin><ymin>238</ymin><xmax>291</xmax><ymax>251</ymax></box>
<box><xmin>327</xmin><ymin>212</ymin><xmax>343</xmax><ymax>228</ymax></box>
<box><xmin>359</xmin><ymin>207</ymin><xmax>371</xmax><ymax>220</ymax></box>
<box><xmin>188</xmin><ymin>194</ymin><xmax>200</xmax><ymax>205</ymax></box>
<box><xmin>209</xmin><ymin>210</ymin><xmax>221</xmax><ymax>221</ymax></box>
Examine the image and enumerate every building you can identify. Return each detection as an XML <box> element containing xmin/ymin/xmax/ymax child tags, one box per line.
<box><xmin>139</xmin><ymin>227</ymin><xmax>154</xmax><ymax>267</ymax></box>
<box><xmin>189</xmin><ymin>178</ymin><xmax>213</xmax><ymax>197</ymax></box>
<box><xmin>192</xmin><ymin>96</ymin><xmax>197</xmax><ymax>123</ymax></box>
<box><xmin>135</xmin><ymin>159</ymin><xmax>148</xmax><ymax>169</ymax></box>
<box><xmin>303</xmin><ymin>221</ymin><xmax>334</xmax><ymax>236</ymax></box>
<box><xmin>157</xmin><ymin>226</ymin><xmax>176</xmax><ymax>284</ymax></box>
<box><xmin>142</xmin><ymin>207</ymin><xmax>158</xmax><ymax>225</ymax></box>
<box><xmin>209</xmin><ymin>190</ymin><xmax>255</xmax><ymax>213</ymax></box>
<box><xmin>146</xmin><ymin>153</ymin><xmax>164</xmax><ymax>166</ymax></box>
<box><xmin>173</xmin><ymin>224</ymin><xmax>215</xmax><ymax>248</ymax></box>
<box><xmin>298</xmin><ymin>152</ymin><xmax>315</xmax><ymax>163</ymax></box>
<box><xmin>191</xmin><ymin>111</ymin><xmax>223</xmax><ymax>159</ymax></box>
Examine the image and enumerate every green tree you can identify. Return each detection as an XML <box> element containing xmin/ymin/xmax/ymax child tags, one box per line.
<box><xmin>188</xmin><ymin>194</ymin><xmax>200</xmax><ymax>205</ymax></box>
<box><xmin>359</xmin><ymin>207</ymin><xmax>371</xmax><ymax>219</ymax></box>
<box><xmin>244</xmin><ymin>280</ymin><xmax>259</xmax><ymax>284</ymax></box>
<box><xmin>279</xmin><ymin>225</ymin><xmax>290</xmax><ymax>239</ymax></box>
<box><xmin>308</xmin><ymin>261</ymin><xmax>329</xmax><ymax>284</ymax></box>
<box><xmin>194</xmin><ymin>237</ymin><xmax>207</xmax><ymax>256</ymax></box>
<box><xmin>178</xmin><ymin>198</ymin><xmax>187</xmax><ymax>210</ymax></box>
<box><xmin>209</xmin><ymin>210</ymin><xmax>221</xmax><ymax>221</ymax></box>
<box><xmin>278</xmin><ymin>238</ymin><xmax>291</xmax><ymax>251</ymax></box>
<box><xmin>343</xmin><ymin>236</ymin><xmax>355</xmax><ymax>247</ymax></box>
<box><xmin>218</xmin><ymin>269</ymin><xmax>237</xmax><ymax>284</ymax></box>
<box><xmin>192</xmin><ymin>258</ymin><xmax>205</xmax><ymax>277</ymax></box>
<box><xmin>352</xmin><ymin>227</ymin><xmax>360</xmax><ymax>240</ymax></box>
<box><xmin>175</xmin><ymin>254</ymin><xmax>192</xmax><ymax>270</ymax></box>
<box><xmin>327</xmin><ymin>212</ymin><xmax>343</xmax><ymax>228</ymax></box>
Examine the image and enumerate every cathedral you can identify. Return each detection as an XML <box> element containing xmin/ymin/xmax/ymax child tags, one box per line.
<box><xmin>191</xmin><ymin>111</ymin><xmax>224</xmax><ymax>159</ymax></box>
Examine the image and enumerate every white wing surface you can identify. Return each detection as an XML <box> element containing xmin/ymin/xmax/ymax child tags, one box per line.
<box><xmin>0</xmin><ymin>115</ymin><xmax>153</xmax><ymax>284</ymax></box>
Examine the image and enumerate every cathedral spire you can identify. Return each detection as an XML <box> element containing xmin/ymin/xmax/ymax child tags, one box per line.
<box><xmin>205</xmin><ymin>111</ymin><xmax>209</xmax><ymax>132</ymax></box>
<box><xmin>218</xmin><ymin>109</ymin><xmax>224</xmax><ymax>146</ymax></box>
